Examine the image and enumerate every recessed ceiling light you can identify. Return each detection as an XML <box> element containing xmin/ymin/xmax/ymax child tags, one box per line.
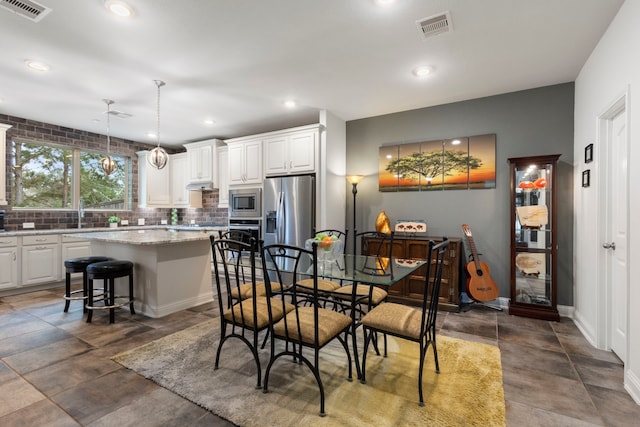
<box><xmin>412</xmin><ymin>66</ymin><xmax>432</xmax><ymax>78</ymax></box>
<box><xmin>105</xmin><ymin>0</ymin><xmax>133</xmax><ymax>17</ymax></box>
<box><xmin>204</xmin><ymin>119</ymin><xmax>215</xmax><ymax>126</ymax></box>
<box><xmin>284</xmin><ymin>100</ymin><xmax>297</xmax><ymax>109</ymax></box>
<box><xmin>451</xmin><ymin>139</ymin><xmax>461</xmax><ymax>145</ymax></box>
<box><xmin>147</xmin><ymin>132</ymin><xmax>157</xmax><ymax>139</ymax></box>
<box><xmin>374</xmin><ymin>0</ymin><xmax>397</xmax><ymax>6</ymax></box>
<box><xmin>25</xmin><ymin>60</ymin><xmax>50</xmax><ymax>71</ymax></box>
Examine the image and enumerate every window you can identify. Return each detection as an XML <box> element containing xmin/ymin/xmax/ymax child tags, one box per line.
<box><xmin>10</xmin><ymin>139</ymin><xmax>130</xmax><ymax>210</ymax></box>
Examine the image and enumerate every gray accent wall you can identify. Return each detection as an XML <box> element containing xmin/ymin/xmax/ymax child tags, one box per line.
<box><xmin>346</xmin><ymin>83</ymin><xmax>574</xmax><ymax>305</ymax></box>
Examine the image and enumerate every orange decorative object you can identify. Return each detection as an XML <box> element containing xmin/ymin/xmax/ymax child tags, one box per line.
<box><xmin>375</xmin><ymin>211</ymin><xmax>391</xmax><ymax>234</ymax></box>
<box><xmin>534</xmin><ymin>178</ymin><xmax>547</xmax><ymax>188</ymax></box>
<box><xmin>518</xmin><ymin>181</ymin><xmax>534</xmax><ymax>189</ymax></box>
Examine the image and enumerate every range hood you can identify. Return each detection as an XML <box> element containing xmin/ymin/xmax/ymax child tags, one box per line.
<box><xmin>186</xmin><ymin>181</ymin><xmax>215</xmax><ymax>191</ymax></box>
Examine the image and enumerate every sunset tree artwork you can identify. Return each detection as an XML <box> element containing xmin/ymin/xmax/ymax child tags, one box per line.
<box><xmin>378</xmin><ymin>134</ymin><xmax>496</xmax><ymax>191</ymax></box>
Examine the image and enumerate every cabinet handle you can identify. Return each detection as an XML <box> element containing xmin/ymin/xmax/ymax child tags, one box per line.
<box><xmin>36</xmin><ymin>238</ymin><xmax>48</xmax><ymax>242</ymax></box>
<box><xmin>36</xmin><ymin>246</ymin><xmax>48</xmax><ymax>250</ymax></box>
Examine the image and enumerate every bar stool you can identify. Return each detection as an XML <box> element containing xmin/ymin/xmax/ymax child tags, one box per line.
<box><xmin>86</xmin><ymin>260</ymin><xmax>135</xmax><ymax>323</ymax></box>
<box><xmin>63</xmin><ymin>256</ymin><xmax>113</xmax><ymax>313</ymax></box>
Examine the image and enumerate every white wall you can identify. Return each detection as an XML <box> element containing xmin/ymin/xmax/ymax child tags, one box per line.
<box><xmin>319</xmin><ymin>110</ymin><xmax>346</xmax><ymax>231</ymax></box>
<box><xmin>574</xmin><ymin>0</ymin><xmax>640</xmax><ymax>403</ymax></box>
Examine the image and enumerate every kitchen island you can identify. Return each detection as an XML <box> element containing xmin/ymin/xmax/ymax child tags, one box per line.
<box><xmin>68</xmin><ymin>229</ymin><xmax>217</xmax><ymax>318</ymax></box>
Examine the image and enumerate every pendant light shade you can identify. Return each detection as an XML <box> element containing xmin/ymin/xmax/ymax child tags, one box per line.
<box><xmin>100</xmin><ymin>99</ymin><xmax>116</xmax><ymax>175</ymax></box>
<box><xmin>148</xmin><ymin>79</ymin><xmax>168</xmax><ymax>169</ymax></box>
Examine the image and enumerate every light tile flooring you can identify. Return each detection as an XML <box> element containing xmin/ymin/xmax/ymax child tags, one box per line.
<box><xmin>1</xmin><ymin>286</ymin><xmax>639</xmax><ymax>426</ymax></box>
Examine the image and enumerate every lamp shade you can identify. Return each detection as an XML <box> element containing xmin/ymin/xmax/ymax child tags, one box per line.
<box><xmin>148</xmin><ymin>146</ymin><xmax>168</xmax><ymax>169</ymax></box>
<box><xmin>100</xmin><ymin>155</ymin><xmax>116</xmax><ymax>175</ymax></box>
<box><xmin>346</xmin><ymin>175</ymin><xmax>364</xmax><ymax>185</ymax></box>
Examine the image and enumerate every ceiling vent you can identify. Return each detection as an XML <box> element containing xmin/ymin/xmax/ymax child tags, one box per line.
<box><xmin>416</xmin><ymin>11</ymin><xmax>452</xmax><ymax>39</ymax></box>
<box><xmin>0</xmin><ymin>0</ymin><xmax>51</xmax><ymax>22</ymax></box>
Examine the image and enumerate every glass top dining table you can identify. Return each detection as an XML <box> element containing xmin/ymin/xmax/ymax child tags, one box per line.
<box><xmin>311</xmin><ymin>255</ymin><xmax>426</xmax><ymax>286</ymax></box>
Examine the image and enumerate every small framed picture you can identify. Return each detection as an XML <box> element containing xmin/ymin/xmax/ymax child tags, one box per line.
<box><xmin>582</xmin><ymin>169</ymin><xmax>590</xmax><ymax>188</ymax></box>
<box><xmin>585</xmin><ymin>143</ymin><xmax>593</xmax><ymax>163</ymax></box>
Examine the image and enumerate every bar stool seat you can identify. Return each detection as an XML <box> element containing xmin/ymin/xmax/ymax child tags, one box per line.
<box><xmin>63</xmin><ymin>256</ymin><xmax>113</xmax><ymax>313</ymax></box>
<box><xmin>86</xmin><ymin>260</ymin><xmax>135</xmax><ymax>323</ymax></box>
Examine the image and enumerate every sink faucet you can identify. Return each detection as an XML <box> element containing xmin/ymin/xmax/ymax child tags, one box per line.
<box><xmin>78</xmin><ymin>199</ymin><xmax>85</xmax><ymax>229</ymax></box>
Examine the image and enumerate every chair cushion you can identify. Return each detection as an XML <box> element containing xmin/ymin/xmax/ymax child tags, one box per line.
<box><xmin>229</xmin><ymin>281</ymin><xmax>283</xmax><ymax>300</ymax></box>
<box><xmin>361</xmin><ymin>303</ymin><xmax>423</xmax><ymax>340</ymax></box>
<box><xmin>273</xmin><ymin>307</ymin><xmax>351</xmax><ymax>346</ymax></box>
<box><xmin>296</xmin><ymin>278</ymin><xmax>341</xmax><ymax>293</ymax></box>
<box><xmin>223</xmin><ymin>297</ymin><xmax>294</xmax><ymax>329</ymax></box>
<box><xmin>333</xmin><ymin>284</ymin><xmax>388</xmax><ymax>305</ymax></box>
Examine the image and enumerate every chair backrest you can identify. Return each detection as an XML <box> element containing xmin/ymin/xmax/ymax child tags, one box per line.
<box><xmin>261</xmin><ymin>242</ymin><xmax>323</xmax><ymax>346</ymax></box>
<box><xmin>210</xmin><ymin>235</ymin><xmax>258</xmax><ymax>322</ymax></box>
<box><xmin>355</xmin><ymin>231</ymin><xmax>394</xmax><ymax>258</ymax></box>
<box><xmin>420</xmin><ymin>238</ymin><xmax>449</xmax><ymax>337</ymax></box>
<box><xmin>313</xmin><ymin>229</ymin><xmax>348</xmax><ymax>255</ymax></box>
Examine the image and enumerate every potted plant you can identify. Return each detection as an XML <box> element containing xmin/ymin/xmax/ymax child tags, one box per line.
<box><xmin>108</xmin><ymin>216</ymin><xmax>120</xmax><ymax>228</ymax></box>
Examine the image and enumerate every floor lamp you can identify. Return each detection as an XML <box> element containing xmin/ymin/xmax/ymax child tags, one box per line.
<box><xmin>346</xmin><ymin>175</ymin><xmax>364</xmax><ymax>255</ymax></box>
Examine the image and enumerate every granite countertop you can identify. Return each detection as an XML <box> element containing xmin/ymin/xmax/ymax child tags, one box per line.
<box><xmin>0</xmin><ymin>224</ymin><xmax>226</xmax><ymax>238</ymax></box>
<box><xmin>67</xmin><ymin>228</ymin><xmax>217</xmax><ymax>245</ymax></box>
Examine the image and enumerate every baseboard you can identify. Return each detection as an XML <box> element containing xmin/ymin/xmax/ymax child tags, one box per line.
<box><xmin>625</xmin><ymin>368</ymin><xmax>640</xmax><ymax>405</ymax></box>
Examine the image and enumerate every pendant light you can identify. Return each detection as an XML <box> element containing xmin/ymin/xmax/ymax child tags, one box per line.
<box><xmin>100</xmin><ymin>99</ymin><xmax>116</xmax><ymax>175</ymax></box>
<box><xmin>148</xmin><ymin>79</ymin><xmax>168</xmax><ymax>169</ymax></box>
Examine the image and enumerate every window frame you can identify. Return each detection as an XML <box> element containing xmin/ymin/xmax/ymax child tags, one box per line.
<box><xmin>10</xmin><ymin>138</ymin><xmax>132</xmax><ymax>211</ymax></box>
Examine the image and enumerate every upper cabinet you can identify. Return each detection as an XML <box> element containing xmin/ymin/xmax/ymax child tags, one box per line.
<box><xmin>184</xmin><ymin>139</ymin><xmax>220</xmax><ymax>187</ymax></box>
<box><xmin>170</xmin><ymin>153</ymin><xmax>202</xmax><ymax>208</ymax></box>
<box><xmin>264</xmin><ymin>128</ymin><xmax>317</xmax><ymax>176</ymax></box>
<box><xmin>217</xmin><ymin>146</ymin><xmax>229</xmax><ymax>208</ymax></box>
<box><xmin>137</xmin><ymin>151</ymin><xmax>171</xmax><ymax>207</ymax></box>
<box><xmin>227</xmin><ymin>138</ymin><xmax>262</xmax><ymax>186</ymax></box>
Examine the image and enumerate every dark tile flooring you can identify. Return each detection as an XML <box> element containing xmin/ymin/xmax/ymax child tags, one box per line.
<box><xmin>1</xmin><ymin>287</ymin><xmax>639</xmax><ymax>426</ymax></box>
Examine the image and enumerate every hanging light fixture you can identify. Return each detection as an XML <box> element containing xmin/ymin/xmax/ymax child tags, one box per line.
<box><xmin>100</xmin><ymin>99</ymin><xmax>116</xmax><ymax>175</ymax></box>
<box><xmin>148</xmin><ymin>79</ymin><xmax>169</xmax><ymax>169</ymax></box>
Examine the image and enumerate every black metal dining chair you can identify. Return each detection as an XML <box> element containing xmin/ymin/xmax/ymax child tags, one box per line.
<box><xmin>261</xmin><ymin>242</ymin><xmax>353</xmax><ymax>417</ymax></box>
<box><xmin>332</xmin><ymin>231</ymin><xmax>395</xmax><ymax>355</ymax></box>
<box><xmin>360</xmin><ymin>238</ymin><xmax>449</xmax><ymax>406</ymax></box>
<box><xmin>210</xmin><ymin>236</ymin><xmax>294</xmax><ymax>388</ymax></box>
<box><xmin>297</xmin><ymin>229</ymin><xmax>348</xmax><ymax>294</ymax></box>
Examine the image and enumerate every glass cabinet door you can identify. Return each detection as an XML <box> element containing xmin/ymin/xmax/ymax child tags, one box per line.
<box><xmin>509</xmin><ymin>154</ymin><xmax>560</xmax><ymax>321</ymax></box>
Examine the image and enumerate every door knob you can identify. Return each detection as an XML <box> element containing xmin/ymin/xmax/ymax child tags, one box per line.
<box><xmin>602</xmin><ymin>242</ymin><xmax>616</xmax><ymax>250</ymax></box>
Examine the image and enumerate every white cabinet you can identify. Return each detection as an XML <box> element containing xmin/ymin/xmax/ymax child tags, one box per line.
<box><xmin>217</xmin><ymin>146</ymin><xmax>229</xmax><ymax>208</ymax></box>
<box><xmin>228</xmin><ymin>139</ymin><xmax>262</xmax><ymax>186</ymax></box>
<box><xmin>264</xmin><ymin>129</ymin><xmax>317</xmax><ymax>176</ymax></box>
<box><xmin>170</xmin><ymin>153</ymin><xmax>190</xmax><ymax>207</ymax></box>
<box><xmin>61</xmin><ymin>235</ymin><xmax>91</xmax><ymax>261</ymax></box>
<box><xmin>185</xmin><ymin>140</ymin><xmax>220</xmax><ymax>186</ymax></box>
<box><xmin>0</xmin><ymin>236</ymin><xmax>18</xmax><ymax>289</ymax></box>
<box><xmin>21</xmin><ymin>235</ymin><xmax>60</xmax><ymax>286</ymax></box>
<box><xmin>137</xmin><ymin>151</ymin><xmax>171</xmax><ymax>207</ymax></box>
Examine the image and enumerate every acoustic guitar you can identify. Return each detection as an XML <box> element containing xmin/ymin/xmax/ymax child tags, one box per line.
<box><xmin>461</xmin><ymin>224</ymin><xmax>499</xmax><ymax>302</ymax></box>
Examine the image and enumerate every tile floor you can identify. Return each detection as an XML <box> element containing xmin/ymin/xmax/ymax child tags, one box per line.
<box><xmin>1</xmin><ymin>286</ymin><xmax>639</xmax><ymax>426</ymax></box>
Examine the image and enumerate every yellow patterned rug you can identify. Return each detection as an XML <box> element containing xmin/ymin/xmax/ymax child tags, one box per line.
<box><xmin>113</xmin><ymin>319</ymin><xmax>505</xmax><ymax>426</ymax></box>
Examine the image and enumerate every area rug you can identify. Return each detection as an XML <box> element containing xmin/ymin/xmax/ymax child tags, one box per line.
<box><xmin>113</xmin><ymin>319</ymin><xmax>505</xmax><ymax>426</ymax></box>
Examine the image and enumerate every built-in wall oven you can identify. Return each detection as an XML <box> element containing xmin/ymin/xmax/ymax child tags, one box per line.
<box><xmin>228</xmin><ymin>218</ymin><xmax>262</xmax><ymax>244</ymax></box>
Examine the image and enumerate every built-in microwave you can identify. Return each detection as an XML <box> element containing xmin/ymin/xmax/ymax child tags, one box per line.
<box><xmin>229</xmin><ymin>188</ymin><xmax>262</xmax><ymax>218</ymax></box>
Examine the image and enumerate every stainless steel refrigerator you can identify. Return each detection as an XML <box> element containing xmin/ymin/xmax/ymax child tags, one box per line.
<box><xmin>263</xmin><ymin>174</ymin><xmax>315</xmax><ymax>248</ymax></box>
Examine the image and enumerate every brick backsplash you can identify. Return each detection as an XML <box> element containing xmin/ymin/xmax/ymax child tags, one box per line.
<box><xmin>1</xmin><ymin>114</ymin><xmax>228</xmax><ymax>231</ymax></box>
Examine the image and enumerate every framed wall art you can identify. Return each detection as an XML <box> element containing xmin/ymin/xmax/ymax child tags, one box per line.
<box><xmin>378</xmin><ymin>133</ymin><xmax>496</xmax><ymax>192</ymax></box>
<box><xmin>582</xmin><ymin>169</ymin><xmax>591</xmax><ymax>188</ymax></box>
<box><xmin>584</xmin><ymin>143</ymin><xmax>593</xmax><ymax>163</ymax></box>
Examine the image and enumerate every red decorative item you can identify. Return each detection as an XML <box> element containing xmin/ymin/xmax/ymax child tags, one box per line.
<box><xmin>518</xmin><ymin>181</ymin><xmax>534</xmax><ymax>189</ymax></box>
<box><xmin>534</xmin><ymin>178</ymin><xmax>547</xmax><ymax>188</ymax></box>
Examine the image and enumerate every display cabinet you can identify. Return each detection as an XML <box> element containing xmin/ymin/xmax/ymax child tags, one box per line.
<box><xmin>508</xmin><ymin>154</ymin><xmax>560</xmax><ymax>321</ymax></box>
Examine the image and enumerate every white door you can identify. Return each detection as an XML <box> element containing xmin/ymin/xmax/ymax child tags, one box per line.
<box><xmin>606</xmin><ymin>109</ymin><xmax>629</xmax><ymax>362</ymax></box>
